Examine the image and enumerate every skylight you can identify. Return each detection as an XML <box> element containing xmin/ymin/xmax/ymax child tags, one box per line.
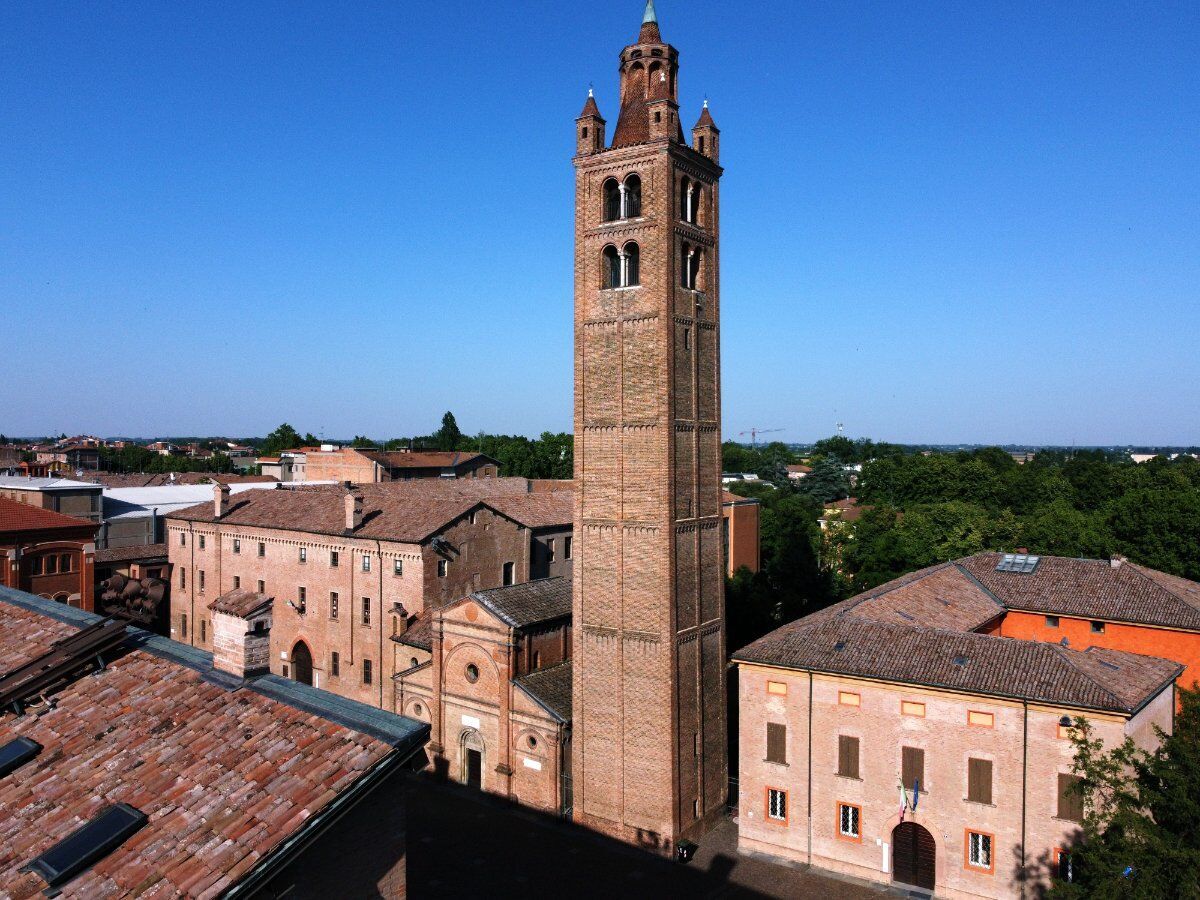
<box><xmin>0</xmin><ymin>737</ymin><xmax>41</xmax><ymax>778</ymax></box>
<box><xmin>997</xmin><ymin>553</ymin><xmax>1040</xmax><ymax>574</ymax></box>
<box><xmin>24</xmin><ymin>802</ymin><xmax>147</xmax><ymax>890</ymax></box>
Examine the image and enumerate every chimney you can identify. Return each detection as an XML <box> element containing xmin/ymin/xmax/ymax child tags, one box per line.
<box><xmin>345</xmin><ymin>490</ymin><xmax>363</xmax><ymax>531</ymax></box>
<box><xmin>1110</xmin><ymin>554</ymin><xmax>1127</xmax><ymax>569</ymax></box>
<box><xmin>211</xmin><ymin>597</ymin><xmax>274</xmax><ymax>679</ymax></box>
<box><xmin>214</xmin><ymin>483</ymin><xmax>230</xmax><ymax>518</ymax></box>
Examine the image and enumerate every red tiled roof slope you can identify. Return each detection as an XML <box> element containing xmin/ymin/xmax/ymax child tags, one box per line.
<box><xmin>0</xmin><ymin>497</ymin><xmax>96</xmax><ymax>533</ymax></box>
<box><xmin>0</xmin><ymin>602</ymin><xmax>394</xmax><ymax>898</ymax></box>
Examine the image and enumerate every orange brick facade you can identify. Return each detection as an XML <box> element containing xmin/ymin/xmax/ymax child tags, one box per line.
<box><xmin>996</xmin><ymin>610</ymin><xmax>1200</xmax><ymax>694</ymax></box>
<box><xmin>571</xmin><ymin>8</ymin><xmax>727</xmax><ymax>852</ymax></box>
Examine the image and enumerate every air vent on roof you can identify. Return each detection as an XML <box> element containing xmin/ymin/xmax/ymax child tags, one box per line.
<box><xmin>1098</xmin><ymin>660</ymin><xmax>1120</xmax><ymax>671</ymax></box>
<box><xmin>952</xmin><ymin>655</ymin><xmax>969</xmax><ymax>666</ymax></box>
<box><xmin>997</xmin><ymin>553</ymin><xmax>1040</xmax><ymax>574</ymax></box>
<box><xmin>896</xmin><ymin>610</ymin><xmax>915</xmax><ymax>621</ymax></box>
<box><xmin>0</xmin><ymin>737</ymin><xmax>41</xmax><ymax>778</ymax></box>
<box><xmin>22</xmin><ymin>802</ymin><xmax>147</xmax><ymax>891</ymax></box>
<box><xmin>834</xmin><ymin>641</ymin><xmax>846</xmax><ymax>652</ymax></box>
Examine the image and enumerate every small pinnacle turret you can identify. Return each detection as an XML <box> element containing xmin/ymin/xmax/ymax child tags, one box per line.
<box><xmin>639</xmin><ymin>0</ymin><xmax>661</xmax><ymax>42</ymax></box>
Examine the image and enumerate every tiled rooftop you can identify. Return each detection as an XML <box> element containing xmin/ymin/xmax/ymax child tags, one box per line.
<box><xmin>168</xmin><ymin>480</ymin><xmax>572</xmax><ymax>543</ymax></box>
<box><xmin>93</xmin><ymin>542</ymin><xmax>169</xmax><ymax>565</ymax></box>
<box><xmin>470</xmin><ymin>577</ymin><xmax>572</xmax><ymax>629</ymax></box>
<box><xmin>514</xmin><ymin>662</ymin><xmax>573</xmax><ymax>723</ymax></box>
<box><xmin>0</xmin><ymin>586</ymin><xmax>426</xmax><ymax>898</ymax></box>
<box><xmin>734</xmin><ymin>616</ymin><xmax>1180</xmax><ymax>714</ymax></box>
<box><xmin>0</xmin><ymin>497</ymin><xmax>97</xmax><ymax>533</ymax></box>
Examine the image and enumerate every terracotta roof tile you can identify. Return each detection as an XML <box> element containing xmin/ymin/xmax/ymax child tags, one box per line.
<box><xmin>733</xmin><ymin>616</ymin><xmax>1180</xmax><ymax>714</ymax></box>
<box><xmin>514</xmin><ymin>661</ymin><xmax>572</xmax><ymax>723</ymax></box>
<box><xmin>207</xmin><ymin>588</ymin><xmax>273</xmax><ymax>618</ymax></box>
<box><xmin>470</xmin><ymin>577</ymin><xmax>572</xmax><ymax>629</ymax></box>
<box><xmin>94</xmin><ymin>542</ymin><xmax>168</xmax><ymax>564</ymax></box>
<box><xmin>0</xmin><ymin>497</ymin><xmax>97</xmax><ymax>533</ymax></box>
<box><xmin>0</xmin><ymin>589</ymin><xmax>425</xmax><ymax>897</ymax></box>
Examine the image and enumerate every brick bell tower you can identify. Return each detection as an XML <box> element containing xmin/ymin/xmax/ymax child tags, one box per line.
<box><xmin>571</xmin><ymin>0</ymin><xmax>726</xmax><ymax>852</ymax></box>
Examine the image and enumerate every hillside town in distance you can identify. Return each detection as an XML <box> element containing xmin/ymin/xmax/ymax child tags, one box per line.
<box><xmin>3</xmin><ymin>2</ymin><xmax>1199</xmax><ymax>899</ymax></box>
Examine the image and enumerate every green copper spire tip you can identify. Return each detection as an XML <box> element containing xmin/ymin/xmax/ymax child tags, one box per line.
<box><xmin>643</xmin><ymin>0</ymin><xmax>657</xmax><ymax>25</ymax></box>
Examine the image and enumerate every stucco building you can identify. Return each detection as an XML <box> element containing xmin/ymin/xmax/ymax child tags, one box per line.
<box><xmin>734</xmin><ymin>551</ymin><xmax>1197</xmax><ymax>897</ymax></box>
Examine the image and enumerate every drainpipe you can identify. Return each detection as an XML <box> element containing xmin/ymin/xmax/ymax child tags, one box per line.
<box><xmin>808</xmin><ymin>670</ymin><xmax>814</xmax><ymax>865</ymax></box>
<box><xmin>377</xmin><ymin>539</ymin><xmax>385</xmax><ymax>710</ymax></box>
<box><xmin>1021</xmin><ymin>699</ymin><xmax>1029</xmax><ymax>896</ymax></box>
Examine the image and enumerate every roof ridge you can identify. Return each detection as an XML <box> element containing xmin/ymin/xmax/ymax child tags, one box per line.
<box><xmin>951</xmin><ymin>561</ymin><xmax>1008</xmax><ymax>611</ymax></box>
<box><xmin>1045</xmin><ymin>640</ymin><xmax>1126</xmax><ymax>710</ymax></box>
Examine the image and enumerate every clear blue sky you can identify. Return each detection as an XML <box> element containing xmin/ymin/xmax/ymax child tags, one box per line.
<box><xmin>3</xmin><ymin>1</ymin><xmax>1197</xmax><ymax>445</ymax></box>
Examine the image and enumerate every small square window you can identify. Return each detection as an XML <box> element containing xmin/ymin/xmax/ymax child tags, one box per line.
<box><xmin>233</xmin><ymin>539</ymin><xmax>241</xmax><ymax>554</ymax></box>
<box><xmin>257</xmin><ymin>542</ymin><xmax>265</xmax><ymax>558</ymax></box>
<box><xmin>1090</xmin><ymin>620</ymin><xmax>1105</xmax><ymax>634</ymax></box>
<box><xmin>362</xmin><ymin>596</ymin><xmax>371</xmax><ymax>625</ymax></box>
<box><xmin>299</xmin><ymin>547</ymin><xmax>307</xmax><ymax>563</ymax></box>
<box><xmin>502</xmin><ymin>561</ymin><xmax>515</xmax><ymax>586</ymax></box>
<box><xmin>968</xmin><ymin>710</ymin><xmax>994</xmax><ymax>728</ymax></box>
<box><xmin>331</xmin><ymin>651</ymin><xmax>340</xmax><ymax>677</ymax></box>
<box><xmin>362</xmin><ymin>555</ymin><xmax>371</xmax><ymax>573</ymax></box>
<box><xmin>363</xmin><ymin>658</ymin><xmax>373</xmax><ymax>685</ymax></box>
<box><xmin>233</xmin><ymin>575</ymin><xmax>241</xmax><ymax>589</ymax></box>
<box><xmin>199</xmin><ymin>535</ymin><xmax>205</xmax><ymax>550</ymax></box>
<box><xmin>766</xmin><ymin>680</ymin><xmax>787</xmax><ymax>696</ymax></box>
<box><xmin>564</xmin><ymin>536</ymin><xmax>573</xmax><ymax>559</ymax></box>
<box><xmin>330</xmin><ymin>592</ymin><xmax>339</xmax><ymax>619</ymax></box>
<box><xmin>330</xmin><ymin>550</ymin><xmax>339</xmax><ymax>567</ymax></box>
<box><xmin>438</xmin><ymin>559</ymin><xmax>448</xmax><ymax>578</ymax></box>
<box><xmin>394</xmin><ymin>559</ymin><xmax>403</xmax><ymax>577</ymax></box>
<box><xmin>901</xmin><ymin>701</ymin><xmax>926</xmax><ymax>718</ymax></box>
<box><xmin>767</xmin><ymin>788</ymin><xmax>787</xmax><ymax>823</ymax></box>
<box><xmin>1045</xmin><ymin>615</ymin><xmax>1059</xmax><ymax>627</ymax></box>
<box><xmin>838</xmin><ymin>803</ymin><xmax>861</xmax><ymax>841</ymax></box>
<box><xmin>180</xmin><ymin>533</ymin><xmax>186</xmax><ymax>547</ymax></box>
<box><xmin>838</xmin><ymin>691</ymin><xmax>860</xmax><ymax>707</ymax></box>
<box><xmin>967</xmin><ymin>830</ymin><xmax>994</xmax><ymax>871</ymax></box>
<box><xmin>257</xmin><ymin>579</ymin><xmax>265</xmax><ymax>593</ymax></box>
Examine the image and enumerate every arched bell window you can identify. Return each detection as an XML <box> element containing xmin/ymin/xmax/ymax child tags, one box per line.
<box><xmin>603</xmin><ymin>178</ymin><xmax>621</xmax><ymax>222</ymax></box>
<box><xmin>623</xmin><ymin>242</ymin><xmax>640</xmax><ymax>287</ymax></box>
<box><xmin>680</xmin><ymin>176</ymin><xmax>691</xmax><ymax>222</ymax></box>
<box><xmin>681</xmin><ymin>242</ymin><xmax>701</xmax><ymax>289</ymax></box>
<box><xmin>602</xmin><ymin>245</ymin><xmax>621</xmax><ymax>289</ymax></box>
<box><xmin>624</xmin><ymin>173</ymin><xmax>642</xmax><ymax>218</ymax></box>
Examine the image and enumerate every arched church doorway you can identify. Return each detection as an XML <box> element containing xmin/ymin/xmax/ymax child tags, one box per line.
<box><xmin>290</xmin><ymin>641</ymin><xmax>313</xmax><ymax>686</ymax></box>
<box><xmin>892</xmin><ymin>821</ymin><xmax>936</xmax><ymax>891</ymax></box>
<box><xmin>461</xmin><ymin>729</ymin><xmax>484</xmax><ymax>789</ymax></box>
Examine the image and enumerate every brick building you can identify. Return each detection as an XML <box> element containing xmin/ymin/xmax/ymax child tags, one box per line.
<box><xmin>733</xmin><ymin>551</ymin><xmax>1199</xmax><ymax>896</ymax></box>
<box><xmin>165</xmin><ymin>478</ymin><xmax>572</xmax><ymax>711</ymax></box>
<box><xmin>0</xmin><ymin>497</ymin><xmax>98</xmax><ymax>608</ymax></box>
<box><xmin>304</xmin><ymin>446</ymin><xmax>500</xmax><ymax>483</ymax></box>
<box><xmin>571</xmin><ymin>1</ymin><xmax>727</xmax><ymax>853</ymax></box>
<box><xmin>396</xmin><ymin>578</ymin><xmax>573</xmax><ymax>814</ymax></box>
<box><xmin>722</xmin><ymin>489</ymin><xmax>760</xmax><ymax>576</ymax></box>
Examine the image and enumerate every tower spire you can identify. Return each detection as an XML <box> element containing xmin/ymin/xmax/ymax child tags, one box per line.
<box><xmin>639</xmin><ymin>0</ymin><xmax>661</xmax><ymax>42</ymax></box>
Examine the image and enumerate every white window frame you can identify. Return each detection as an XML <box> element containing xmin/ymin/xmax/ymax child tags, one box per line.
<box><xmin>767</xmin><ymin>788</ymin><xmax>787</xmax><ymax>821</ymax></box>
<box><xmin>838</xmin><ymin>803</ymin><xmax>860</xmax><ymax>838</ymax></box>
<box><xmin>968</xmin><ymin>831</ymin><xmax>992</xmax><ymax>869</ymax></box>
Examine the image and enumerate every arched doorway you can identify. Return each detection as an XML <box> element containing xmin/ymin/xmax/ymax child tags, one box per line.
<box><xmin>892</xmin><ymin>821</ymin><xmax>936</xmax><ymax>891</ymax></box>
<box><xmin>290</xmin><ymin>641</ymin><xmax>313</xmax><ymax>686</ymax></box>
<box><xmin>461</xmin><ymin>729</ymin><xmax>484</xmax><ymax>789</ymax></box>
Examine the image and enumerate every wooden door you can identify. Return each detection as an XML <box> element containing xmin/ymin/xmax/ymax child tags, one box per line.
<box><xmin>466</xmin><ymin>749</ymin><xmax>482</xmax><ymax>789</ymax></box>
<box><xmin>291</xmin><ymin>641</ymin><xmax>313</xmax><ymax>686</ymax></box>
<box><xmin>892</xmin><ymin>822</ymin><xmax>936</xmax><ymax>890</ymax></box>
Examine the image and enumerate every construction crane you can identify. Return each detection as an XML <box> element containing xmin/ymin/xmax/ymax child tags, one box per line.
<box><xmin>739</xmin><ymin>427</ymin><xmax>783</xmax><ymax>449</ymax></box>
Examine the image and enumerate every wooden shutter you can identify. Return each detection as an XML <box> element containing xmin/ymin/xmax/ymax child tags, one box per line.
<box><xmin>967</xmin><ymin>758</ymin><xmax>993</xmax><ymax>804</ymax></box>
<box><xmin>766</xmin><ymin>723</ymin><xmax>786</xmax><ymax>764</ymax></box>
<box><xmin>902</xmin><ymin>746</ymin><xmax>925</xmax><ymax>791</ymax></box>
<box><xmin>1058</xmin><ymin>773</ymin><xmax>1084</xmax><ymax>822</ymax></box>
<box><xmin>838</xmin><ymin>735</ymin><xmax>860</xmax><ymax>779</ymax></box>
